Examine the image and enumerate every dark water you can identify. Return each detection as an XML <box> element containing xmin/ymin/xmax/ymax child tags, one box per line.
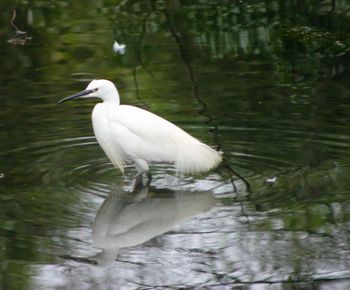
<box><xmin>1</xmin><ymin>1</ymin><xmax>350</xmax><ymax>289</ymax></box>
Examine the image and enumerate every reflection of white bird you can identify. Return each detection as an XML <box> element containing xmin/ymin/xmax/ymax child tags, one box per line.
<box><xmin>58</xmin><ymin>79</ymin><xmax>222</xmax><ymax>177</ymax></box>
<box><xmin>91</xmin><ymin>180</ymin><xmax>216</xmax><ymax>267</ymax></box>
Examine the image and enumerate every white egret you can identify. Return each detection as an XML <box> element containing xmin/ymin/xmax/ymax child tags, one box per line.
<box><xmin>58</xmin><ymin>79</ymin><xmax>222</xmax><ymax>177</ymax></box>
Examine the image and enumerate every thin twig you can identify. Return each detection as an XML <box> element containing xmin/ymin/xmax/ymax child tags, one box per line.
<box><xmin>162</xmin><ymin>8</ymin><xmax>250</xmax><ymax>194</ymax></box>
<box><xmin>10</xmin><ymin>10</ymin><xmax>26</xmax><ymax>35</ymax></box>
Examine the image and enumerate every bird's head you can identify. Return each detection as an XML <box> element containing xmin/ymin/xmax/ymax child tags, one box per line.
<box><xmin>58</xmin><ymin>79</ymin><xmax>120</xmax><ymax>104</ymax></box>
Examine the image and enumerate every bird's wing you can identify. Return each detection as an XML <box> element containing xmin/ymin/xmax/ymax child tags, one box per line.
<box><xmin>114</xmin><ymin>105</ymin><xmax>189</xmax><ymax>144</ymax></box>
<box><xmin>92</xmin><ymin>104</ymin><xmax>129</xmax><ymax>173</ymax></box>
<box><xmin>107</xmin><ymin>105</ymin><xmax>183</xmax><ymax>162</ymax></box>
<box><xmin>109</xmin><ymin>105</ymin><xmax>222</xmax><ymax>173</ymax></box>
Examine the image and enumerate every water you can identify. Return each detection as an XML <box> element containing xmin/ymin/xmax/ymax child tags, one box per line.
<box><xmin>1</xmin><ymin>1</ymin><xmax>350</xmax><ymax>289</ymax></box>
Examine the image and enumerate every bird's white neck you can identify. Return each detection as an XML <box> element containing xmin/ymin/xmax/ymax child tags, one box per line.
<box><xmin>102</xmin><ymin>88</ymin><xmax>120</xmax><ymax>105</ymax></box>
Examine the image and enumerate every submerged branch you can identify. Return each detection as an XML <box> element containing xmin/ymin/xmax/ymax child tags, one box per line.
<box><xmin>10</xmin><ymin>10</ymin><xmax>26</xmax><ymax>35</ymax></box>
<box><xmin>132</xmin><ymin>12</ymin><xmax>154</xmax><ymax>110</ymax></box>
<box><xmin>163</xmin><ymin>8</ymin><xmax>250</xmax><ymax>194</ymax></box>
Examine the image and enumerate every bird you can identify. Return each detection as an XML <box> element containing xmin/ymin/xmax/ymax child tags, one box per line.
<box><xmin>58</xmin><ymin>79</ymin><xmax>222</xmax><ymax>178</ymax></box>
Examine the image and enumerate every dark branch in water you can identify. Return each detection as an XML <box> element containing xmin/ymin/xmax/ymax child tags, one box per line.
<box><xmin>162</xmin><ymin>9</ymin><xmax>207</xmax><ymax>113</ymax></box>
<box><xmin>138</xmin><ymin>13</ymin><xmax>155</xmax><ymax>79</ymax></box>
<box><xmin>207</xmin><ymin>276</ymin><xmax>350</xmax><ymax>287</ymax></box>
<box><xmin>132</xmin><ymin>67</ymin><xmax>150</xmax><ymax>109</ymax></box>
<box><xmin>10</xmin><ymin>10</ymin><xmax>26</xmax><ymax>35</ymax></box>
<box><xmin>162</xmin><ymin>8</ymin><xmax>250</xmax><ymax>193</ymax></box>
<box><xmin>222</xmin><ymin>161</ymin><xmax>251</xmax><ymax>193</ymax></box>
<box><xmin>132</xmin><ymin>12</ymin><xmax>155</xmax><ymax>110</ymax></box>
<box><xmin>328</xmin><ymin>0</ymin><xmax>336</xmax><ymax>14</ymax></box>
<box><xmin>8</xmin><ymin>10</ymin><xmax>31</xmax><ymax>45</ymax></box>
<box><xmin>59</xmin><ymin>255</ymin><xmax>97</xmax><ymax>265</ymax></box>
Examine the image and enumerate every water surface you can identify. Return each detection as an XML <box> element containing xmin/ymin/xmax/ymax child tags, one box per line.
<box><xmin>1</xmin><ymin>1</ymin><xmax>350</xmax><ymax>289</ymax></box>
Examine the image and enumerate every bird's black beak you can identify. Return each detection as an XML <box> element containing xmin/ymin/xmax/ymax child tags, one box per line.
<box><xmin>57</xmin><ymin>89</ymin><xmax>94</xmax><ymax>104</ymax></box>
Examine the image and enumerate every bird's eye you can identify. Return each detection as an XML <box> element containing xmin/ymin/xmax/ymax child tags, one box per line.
<box><xmin>93</xmin><ymin>88</ymin><xmax>98</xmax><ymax>92</ymax></box>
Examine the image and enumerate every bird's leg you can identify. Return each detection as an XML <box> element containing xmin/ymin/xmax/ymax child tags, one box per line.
<box><xmin>134</xmin><ymin>159</ymin><xmax>152</xmax><ymax>184</ymax></box>
<box><xmin>132</xmin><ymin>173</ymin><xmax>150</xmax><ymax>201</ymax></box>
<box><xmin>134</xmin><ymin>174</ymin><xmax>144</xmax><ymax>190</ymax></box>
<box><xmin>146</xmin><ymin>171</ymin><xmax>152</xmax><ymax>183</ymax></box>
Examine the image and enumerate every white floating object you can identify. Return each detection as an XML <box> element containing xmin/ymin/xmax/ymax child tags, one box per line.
<box><xmin>266</xmin><ymin>176</ymin><xmax>277</xmax><ymax>183</ymax></box>
<box><xmin>112</xmin><ymin>41</ymin><xmax>126</xmax><ymax>55</ymax></box>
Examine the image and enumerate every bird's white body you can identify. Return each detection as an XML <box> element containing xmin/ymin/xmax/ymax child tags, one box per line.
<box><xmin>59</xmin><ymin>79</ymin><xmax>222</xmax><ymax>175</ymax></box>
<box><xmin>92</xmin><ymin>102</ymin><xmax>221</xmax><ymax>174</ymax></box>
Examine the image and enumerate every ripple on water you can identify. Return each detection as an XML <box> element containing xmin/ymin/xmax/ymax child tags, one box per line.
<box><xmin>220</xmin><ymin>122</ymin><xmax>350</xmax><ymax>177</ymax></box>
<box><xmin>5</xmin><ymin>134</ymin><xmax>228</xmax><ymax>198</ymax></box>
<box><xmin>3</xmin><ymin>122</ymin><xmax>350</xmax><ymax>289</ymax></box>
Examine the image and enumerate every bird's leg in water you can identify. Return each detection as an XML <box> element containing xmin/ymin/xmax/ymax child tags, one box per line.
<box><xmin>132</xmin><ymin>174</ymin><xmax>150</xmax><ymax>201</ymax></box>
<box><xmin>146</xmin><ymin>171</ymin><xmax>152</xmax><ymax>183</ymax></box>
<box><xmin>134</xmin><ymin>174</ymin><xmax>144</xmax><ymax>189</ymax></box>
<box><xmin>134</xmin><ymin>158</ymin><xmax>152</xmax><ymax>183</ymax></box>
<box><xmin>134</xmin><ymin>171</ymin><xmax>152</xmax><ymax>191</ymax></box>
<box><xmin>133</xmin><ymin>171</ymin><xmax>151</xmax><ymax>190</ymax></box>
